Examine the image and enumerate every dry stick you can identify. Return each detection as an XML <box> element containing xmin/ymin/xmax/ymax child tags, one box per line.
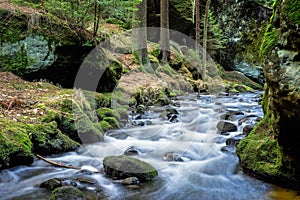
<box><xmin>36</xmin><ymin>154</ymin><xmax>81</xmax><ymax>170</ymax></box>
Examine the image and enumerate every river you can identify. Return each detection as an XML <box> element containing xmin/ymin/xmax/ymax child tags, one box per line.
<box><xmin>0</xmin><ymin>92</ymin><xmax>299</xmax><ymax>200</ymax></box>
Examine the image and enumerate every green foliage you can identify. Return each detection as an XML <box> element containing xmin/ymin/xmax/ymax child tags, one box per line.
<box><xmin>200</xmin><ymin>10</ymin><xmax>227</xmax><ymax>57</ymax></box>
<box><xmin>170</xmin><ymin>0</ymin><xmax>194</xmax><ymax>22</ymax></box>
<box><xmin>260</xmin><ymin>24</ymin><xmax>280</xmax><ymax>57</ymax></box>
<box><xmin>0</xmin><ymin>10</ymin><xmax>26</xmax><ymax>43</ymax></box>
<box><xmin>12</xmin><ymin>0</ymin><xmax>141</xmax><ymax>32</ymax></box>
<box><xmin>254</xmin><ymin>0</ymin><xmax>275</xmax><ymax>8</ymax></box>
<box><xmin>100</xmin><ymin>0</ymin><xmax>141</xmax><ymax>28</ymax></box>
<box><xmin>283</xmin><ymin>0</ymin><xmax>300</xmax><ymax>24</ymax></box>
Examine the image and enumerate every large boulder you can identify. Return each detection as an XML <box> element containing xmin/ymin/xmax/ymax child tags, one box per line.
<box><xmin>28</xmin><ymin>121</ymin><xmax>79</xmax><ymax>156</ymax></box>
<box><xmin>237</xmin><ymin>0</ymin><xmax>300</xmax><ymax>188</ymax></box>
<box><xmin>103</xmin><ymin>155</ymin><xmax>158</xmax><ymax>182</ymax></box>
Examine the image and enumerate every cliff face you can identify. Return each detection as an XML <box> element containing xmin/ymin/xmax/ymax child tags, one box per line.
<box><xmin>0</xmin><ymin>5</ymin><xmax>93</xmax><ymax>87</ymax></box>
<box><xmin>237</xmin><ymin>0</ymin><xmax>300</xmax><ymax>188</ymax></box>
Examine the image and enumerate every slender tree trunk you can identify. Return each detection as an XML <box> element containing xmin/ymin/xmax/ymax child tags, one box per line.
<box><xmin>93</xmin><ymin>0</ymin><xmax>101</xmax><ymax>37</ymax></box>
<box><xmin>160</xmin><ymin>0</ymin><xmax>170</xmax><ymax>63</ymax></box>
<box><xmin>203</xmin><ymin>0</ymin><xmax>211</xmax><ymax>82</ymax></box>
<box><xmin>132</xmin><ymin>0</ymin><xmax>150</xmax><ymax>66</ymax></box>
<box><xmin>195</xmin><ymin>0</ymin><xmax>200</xmax><ymax>52</ymax></box>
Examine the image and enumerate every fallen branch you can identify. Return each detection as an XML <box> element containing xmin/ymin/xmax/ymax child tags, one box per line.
<box><xmin>36</xmin><ymin>154</ymin><xmax>81</xmax><ymax>170</ymax></box>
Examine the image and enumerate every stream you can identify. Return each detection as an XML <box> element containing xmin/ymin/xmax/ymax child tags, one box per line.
<box><xmin>1</xmin><ymin>92</ymin><xmax>300</xmax><ymax>200</ymax></box>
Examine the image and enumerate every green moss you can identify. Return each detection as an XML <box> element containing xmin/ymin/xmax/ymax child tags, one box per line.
<box><xmin>50</xmin><ymin>186</ymin><xmax>85</xmax><ymax>200</ymax></box>
<box><xmin>0</xmin><ymin>119</ymin><xmax>33</xmax><ymax>168</ymax></box>
<box><xmin>0</xmin><ymin>10</ymin><xmax>27</xmax><ymax>43</ymax></box>
<box><xmin>96</xmin><ymin>107</ymin><xmax>121</xmax><ymax>121</ymax></box>
<box><xmin>283</xmin><ymin>0</ymin><xmax>300</xmax><ymax>24</ymax></box>
<box><xmin>99</xmin><ymin>121</ymin><xmax>112</xmax><ymax>132</ymax></box>
<box><xmin>237</xmin><ymin>117</ymin><xmax>282</xmax><ymax>177</ymax></box>
<box><xmin>103</xmin><ymin>117</ymin><xmax>119</xmax><ymax>129</ymax></box>
<box><xmin>27</xmin><ymin>121</ymin><xmax>79</xmax><ymax>155</ymax></box>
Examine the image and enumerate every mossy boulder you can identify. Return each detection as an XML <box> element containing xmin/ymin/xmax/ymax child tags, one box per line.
<box><xmin>102</xmin><ymin>117</ymin><xmax>119</xmax><ymax>129</ymax></box>
<box><xmin>223</xmin><ymin>71</ymin><xmax>262</xmax><ymax>90</ymax></box>
<box><xmin>96</xmin><ymin>107</ymin><xmax>121</xmax><ymax>121</ymax></box>
<box><xmin>75</xmin><ymin>113</ymin><xmax>104</xmax><ymax>144</ymax></box>
<box><xmin>237</xmin><ymin>118</ymin><xmax>282</xmax><ymax>181</ymax></box>
<box><xmin>0</xmin><ymin>119</ymin><xmax>34</xmax><ymax>169</ymax></box>
<box><xmin>103</xmin><ymin>155</ymin><xmax>158</xmax><ymax>182</ymax></box>
<box><xmin>28</xmin><ymin>121</ymin><xmax>79</xmax><ymax>156</ymax></box>
<box><xmin>98</xmin><ymin>120</ymin><xmax>112</xmax><ymax>132</ymax></box>
<box><xmin>49</xmin><ymin>186</ymin><xmax>86</xmax><ymax>200</ymax></box>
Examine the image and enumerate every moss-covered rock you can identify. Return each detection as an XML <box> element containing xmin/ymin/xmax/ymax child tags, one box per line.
<box><xmin>102</xmin><ymin>117</ymin><xmax>119</xmax><ymax>129</ymax></box>
<box><xmin>28</xmin><ymin>121</ymin><xmax>79</xmax><ymax>156</ymax></box>
<box><xmin>49</xmin><ymin>186</ymin><xmax>86</xmax><ymax>200</ymax></box>
<box><xmin>237</xmin><ymin>117</ymin><xmax>282</xmax><ymax>181</ymax></box>
<box><xmin>96</xmin><ymin>107</ymin><xmax>121</xmax><ymax>121</ymax></box>
<box><xmin>103</xmin><ymin>155</ymin><xmax>158</xmax><ymax>182</ymax></box>
<box><xmin>0</xmin><ymin>119</ymin><xmax>34</xmax><ymax>169</ymax></box>
<box><xmin>98</xmin><ymin>121</ymin><xmax>112</xmax><ymax>132</ymax></box>
<box><xmin>223</xmin><ymin>71</ymin><xmax>263</xmax><ymax>92</ymax></box>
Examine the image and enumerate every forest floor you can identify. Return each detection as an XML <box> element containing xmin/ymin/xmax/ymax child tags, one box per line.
<box><xmin>0</xmin><ymin>72</ymin><xmax>72</xmax><ymax>123</ymax></box>
<box><xmin>0</xmin><ymin>0</ymin><xmax>43</xmax><ymax>15</ymax></box>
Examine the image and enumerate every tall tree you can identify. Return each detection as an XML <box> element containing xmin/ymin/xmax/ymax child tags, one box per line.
<box><xmin>132</xmin><ymin>0</ymin><xmax>150</xmax><ymax>67</ymax></box>
<box><xmin>202</xmin><ymin>0</ymin><xmax>211</xmax><ymax>82</ymax></box>
<box><xmin>195</xmin><ymin>0</ymin><xmax>201</xmax><ymax>52</ymax></box>
<box><xmin>160</xmin><ymin>0</ymin><xmax>170</xmax><ymax>63</ymax></box>
<box><xmin>93</xmin><ymin>0</ymin><xmax>101</xmax><ymax>36</ymax></box>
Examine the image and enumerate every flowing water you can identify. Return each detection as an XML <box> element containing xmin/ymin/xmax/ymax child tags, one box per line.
<box><xmin>1</xmin><ymin>92</ymin><xmax>300</xmax><ymax>200</ymax></box>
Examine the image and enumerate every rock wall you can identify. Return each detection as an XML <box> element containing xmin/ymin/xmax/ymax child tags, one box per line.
<box><xmin>237</xmin><ymin>0</ymin><xmax>300</xmax><ymax>188</ymax></box>
<box><xmin>0</xmin><ymin>7</ymin><xmax>93</xmax><ymax>87</ymax></box>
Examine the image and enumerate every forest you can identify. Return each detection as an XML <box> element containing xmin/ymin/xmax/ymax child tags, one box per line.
<box><xmin>0</xmin><ymin>0</ymin><xmax>299</xmax><ymax>199</ymax></box>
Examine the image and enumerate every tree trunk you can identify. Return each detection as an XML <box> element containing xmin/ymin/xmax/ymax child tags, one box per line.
<box><xmin>203</xmin><ymin>0</ymin><xmax>211</xmax><ymax>82</ymax></box>
<box><xmin>93</xmin><ymin>0</ymin><xmax>101</xmax><ymax>37</ymax></box>
<box><xmin>160</xmin><ymin>0</ymin><xmax>170</xmax><ymax>63</ymax></box>
<box><xmin>195</xmin><ymin>0</ymin><xmax>201</xmax><ymax>52</ymax></box>
<box><xmin>132</xmin><ymin>0</ymin><xmax>150</xmax><ymax>67</ymax></box>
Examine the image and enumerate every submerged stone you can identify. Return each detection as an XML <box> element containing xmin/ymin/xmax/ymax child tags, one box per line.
<box><xmin>216</xmin><ymin>121</ymin><xmax>237</xmax><ymax>132</ymax></box>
